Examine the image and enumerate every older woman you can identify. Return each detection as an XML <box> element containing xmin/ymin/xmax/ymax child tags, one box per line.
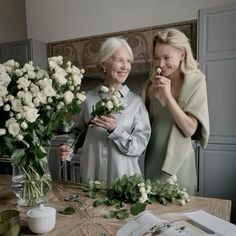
<box><xmin>60</xmin><ymin>37</ymin><xmax>151</xmax><ymax>184</ymax></box>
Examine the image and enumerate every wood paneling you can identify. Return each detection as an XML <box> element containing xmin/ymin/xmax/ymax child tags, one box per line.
<box><xmin>47</xmin><ymin>20</ymin><xmax>197</xmax><ymax>77</ymax></box>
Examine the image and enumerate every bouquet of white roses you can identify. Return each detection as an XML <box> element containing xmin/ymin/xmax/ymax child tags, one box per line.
<box><xmin>0</xmin><ymin>55</ymin><xmax>86</xmax><ymax>205</ymax></box>
<box><xmin>91</xmin><ymin>85</ymin><xmax>126</xmax><ymax>117</ymax></box>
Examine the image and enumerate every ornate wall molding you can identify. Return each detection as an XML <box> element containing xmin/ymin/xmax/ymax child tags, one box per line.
<box><xmin>48</xmin><ymin>20</ymin><xmax>197</xmax><ymax>77</ymax></box>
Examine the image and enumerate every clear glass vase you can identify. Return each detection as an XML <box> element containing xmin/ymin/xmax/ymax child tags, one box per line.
<box><xmin>11</xmin><ymin>162</ymin><xmax>52</xmax><ymax>207</ymax></box>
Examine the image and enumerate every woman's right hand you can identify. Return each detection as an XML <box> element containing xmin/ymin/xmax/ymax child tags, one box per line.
<box><xmin>59</xmin><ymin>144</ymin><xmax>73</xmax><ymax>161</ymax></box>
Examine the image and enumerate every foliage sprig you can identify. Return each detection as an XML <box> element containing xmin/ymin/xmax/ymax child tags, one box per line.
<box><xmin>84</xmin><ymin>174</ymin><xmax>190</xmax><ymax>219</ymax></box>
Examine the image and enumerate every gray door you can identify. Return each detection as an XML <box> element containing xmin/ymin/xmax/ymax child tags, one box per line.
<box><xmin>198</xmin><ymin>3</ymin><xmax>236</xmax><ymax>224</ymax></box>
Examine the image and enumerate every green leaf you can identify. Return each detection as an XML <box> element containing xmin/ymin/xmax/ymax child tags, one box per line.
<box><xmin>60</xmin><ymin>207</ymin><xmax>76</xmax><ymax>215</ymax></box>
<box><xmin>93</xmin><ymin>200</ymin><xmax>103</xmax><ymax>207</ymax></box>
<box><xmin>130</xmin><ymin>202</ymin><xmax>147</xmax><ymax>215</ymax></box>
<box><xmin>105</xmin><ymin>210</ymin><xmax>117</xmax><ymax>219</ymax></box>
<box><xmin>88</xmin><ymin>191</ymin><xmax>98</xmax><ymax>199</ymax></box>
<box><xmin>116</xmin><ymin>209</ymin><xmax>129</xmax><ymax>220</ymax></box>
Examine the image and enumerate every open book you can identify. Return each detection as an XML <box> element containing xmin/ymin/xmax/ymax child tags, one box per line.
<box><xmin>116</xmin><ymin>210</ymin><xmax>236</xmax><ymax>236</ymax></box>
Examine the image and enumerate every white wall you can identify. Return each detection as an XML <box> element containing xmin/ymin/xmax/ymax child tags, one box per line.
<box><xmin>0</xmin><ymin>0</ymin><xmax>26</xmax><ymax>43</ymax></box>
<box><xmin>25</xmin><ymin>0</ymin><xmax>236</xmax><ymax>43</ymax></box>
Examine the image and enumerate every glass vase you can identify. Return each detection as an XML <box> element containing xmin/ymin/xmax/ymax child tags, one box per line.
<box><xmin>11</xmin><ymin>162</ymin><xmax>52</xmax><ymax>207</ymax></box>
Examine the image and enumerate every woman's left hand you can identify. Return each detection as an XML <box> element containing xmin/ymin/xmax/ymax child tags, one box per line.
<box><xmin>90</xmin><ymin>114</ymin><xmax>117</xmax><ymax>132</ymax></box>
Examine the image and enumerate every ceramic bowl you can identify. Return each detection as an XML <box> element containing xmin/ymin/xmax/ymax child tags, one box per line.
<box><xmin>27</xmin><ymin>204</ymin><xmax>56</xmax><ymax>234</ymax></box>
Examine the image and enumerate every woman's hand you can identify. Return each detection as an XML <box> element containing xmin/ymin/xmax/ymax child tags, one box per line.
<box><xmin>59</xmin><ymin>144</ymin><xmax>73</xmax><ymax>161</ymax></box>
<box><xmin>148</xmin><ymin>75</ymin><xmax>172</xmax><ymax>105</ymax></box>
<box><xmin>90</xmin><ymin>114</ymin><xmax>117</xmax><ymax>132</ymax></box>
<box><xmin>152</xmin><ymin>75</ymin><xmax>172</xmax><ymax>99</ymax></box>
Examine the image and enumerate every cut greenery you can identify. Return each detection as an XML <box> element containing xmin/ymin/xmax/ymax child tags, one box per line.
<box><xmin>83</xmin><ymin>174</ymin><xmax>190</xmax><ymax>220</ymax></box>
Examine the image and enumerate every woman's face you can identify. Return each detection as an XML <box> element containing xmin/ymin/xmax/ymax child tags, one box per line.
<box><xmin>103</xmin><ymin>46</ymin><xmax>132</xmax><ymax>87</ymax></box>
<box><xmin>153</xmin><ymin>43</ymin><xmax>184</xmax><ymax>78</ymax></box>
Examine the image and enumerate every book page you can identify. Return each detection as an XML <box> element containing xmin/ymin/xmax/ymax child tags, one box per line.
<box><xmin>116</xmin><ymin>211</ymin><xmax>207</xmax><ymax>236</ymax></box>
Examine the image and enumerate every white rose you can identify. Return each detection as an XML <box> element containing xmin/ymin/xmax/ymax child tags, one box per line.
<box><xmin>21</xmin><ymin>122</ymin><xmax>28</xmax><ymax>129</ymax></box>
<box><xmin>3</xmin><ymin>59</ymin><xmax>15</xmax><ymax>67</ymax></box>
<box><xmin>55</xmin><ymin>66</ymin><xmax>67</xmax><ymax>76</ymax></box>
<box><xmin>37</xmin><ymin>77</ymin><xmax>53</xmax><ymax>89</ymax></box>
<box><xmin>171</xmin><ymin>175</ymin><xmax>177</xmax><ymax>182</ymax></box>
<box><xmin>138</xmin><ymin>182</ymin><xmax>145</xmax><ymax>187</ymax></box>
<box><xmin>16</xmin><ymin>91</ymin><xmax>25</xmax><ymax>100</ymax></box>
<box><xmin>0</xmin><ymin>65</ymin><xmax>11</xmax><ymax>86</ymax></box>
<box><xmin>0</xmin><ymin>98</ymin><xmax>3</xmax><ymax>107</ymax></box>
<box><xmin>30</xmin><ymin>84</ymin><xmax>40</xmax><ymax>95</ymax></box>
<box><xmin>43</xmin><ymin>86</ymin><xmax>56</xmax><ymax>97</ymax></box>
<box><xmin>17</xmin><ymin>77</ymin><xmax>31</xmax><ymax>91</ymax></box>
<box><xmin>139</xmin><ymin>187</ymin><xmax>146</xmax><ymax>193</ymax></box>
<box><xmin>71</xmin><ymin>65</ymin><xmax>81</xmax><ymax>75</ymax></box>
<box><xmin>66</xmin><ymin>66</ymin><xmax>72</xmax><ymax>73</ymax></box>
<box><xmin>23</xmin><ymin>62</ymin><xmax>35</xmax><ymax>72</ymax></box>
<box><xmin>33</xmin><ymin>98</ymin><xmax>40</xmax><ymax>107</ymax></box>
<box><xmin>76</xmin><ymin>92</ymin><xmax>86</xmax><ymax>102</ymax></box>
<box><xmin>23</xmin><ymin>107</ymin><xmax>39</xmax><ymax>123</ymax></box>
<box><xmin>53</xmin><ymin>73</ymin><xmax>67</xmax><ymax>86</ymax></box>
<box><xmin>7</xmin><ymin>95</ymin><xmax>14</xmax><ymax>101</ymax></box>
<box><xmin>106</xmin><ymin>100</ymin><xmax>113</xmax><ymax>111</ymax></box>
<box><xmin>3</xmin><ymin>104</ymin><xmax>10</xmax><ymax>111</ymax></box>
<box><xmin>72</xmin><ymin>74</ymin><xmax>81</xmax><ymax>86</ymax></box>
<box><xmin>24</xmin><ymin>91</ymin><xmax>34</xmax><ymax>107</ymax></box>
<box><xmin>0</xmin><ymin>128</ymin><xmax>6</xmax><ymax>135</ymax></box>
<box><xmin>64</xmin><ymin>91</ymin><xmax>74</xmax><ymax>104</ymax></box>
<box><xmin>146</xmin><ymin>185</ymin><xmax>151</xmax><ymax>191</ymax></box>
<box><xmin>11</xmin><ymin>99</ymin><xmax>23</xmax><ymax>112</ymax></box>
<box><xmin>48</xmin><ymin>60</ymin><xmax>58</xmax><ymax>70</ymax></box>
<box><xmin>36</xmin><ymin>92</ymin><xmax>47</xmax><ymax>104</ymax></box>
<box><xmin>80</xmin><ymin>68</ymin><xmax>85</xmax><ymax>74</ymax></box>
<box><xmin>167</xmin><ymin>178</ymin><xmax>175</xmax><ymax>185</ymax></box>
<box><xmin>47</xmin><ymin>97</ymin><xmax>53</xmax><ymax>103</ymax></box>
<box><xmin>14</xmin><ymin>62</ymin><xmax>20</xmax><ymax>68</ymax></box>
<box><xmin>15</xmin><ymin>69</ymin><xmax>23</xmax><ymax>77</ymax></box>
<box><xmin>8</xmin><ymin>121</ymin><xmax>20</xmax><ymax>137</ymax></box>
<box><xmin>100</xmin><ymin>85</ymin><xmax>109</xmax><ymax>93</ymax></box>
<box><xmin>27</xmin><ymin>70</ymin><xmax>35</xmax><ymax>79</ymax></box>
<box><xmin>112</xmin><ymin>95</ymin><xmax>119</xmax><ymax>105</ymax></box>
<box><xmin>69</xmin><ymin>85</ymin><xmax>75</xmax><ymax>91</ymax></box>
<box><xmin>49</xmin><ymin>55</ymin><xmax>63</xmax><ymax>65</ymax></box>
<box><xmin>4</xmin><ymin>66</ymin><xmax>13</xmax><ymax>73</ymax></box>
<box><xmin>16</xmin><ymin>113</ymin><xmax>22</xmax><ymax>119</ymax></box>
<box><xmin>35</xmin><ymin>69</ymin><xmax>47</xmax><ymax>79</ymax></box>
<box><xmin>17</xmin><ymin>134</ymin><xmax>24</xmax><ymax>141</ymax></box>
<box><xmin>0</xmin><ymin>85</ymin><xmax>8</xmax><ymax>97</ymax></box>
<box><xmin>66</xmin><ymin>61</ymin><xmax>72</xmax><ymax>67</ymax></box>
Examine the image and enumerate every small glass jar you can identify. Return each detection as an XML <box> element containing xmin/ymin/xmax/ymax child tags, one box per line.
<box><xmin>0</xmin><ymin>210</ymin><xmax>20</xmax><ymax>236</ymax></box>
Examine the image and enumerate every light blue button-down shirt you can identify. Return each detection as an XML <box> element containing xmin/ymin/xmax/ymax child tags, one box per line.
<box><xmin>73</xmin><ymin>84</ymin><xmax>151</xmax><ymax>184</ymax></box>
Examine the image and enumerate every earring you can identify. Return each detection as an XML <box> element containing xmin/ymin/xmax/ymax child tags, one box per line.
<box><xmin>103</xmin><ymin>68</ymin><xmax>106</xmax><ymax>73</ymax></box>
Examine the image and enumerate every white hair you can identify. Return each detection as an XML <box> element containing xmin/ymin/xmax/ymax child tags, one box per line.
<box><xmin>97</xmin><ymin>37</ymin><xmax>133</xmax><ymax>72</ymax></box>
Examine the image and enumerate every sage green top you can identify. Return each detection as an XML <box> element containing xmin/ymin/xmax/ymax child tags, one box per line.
<box><xmin>142</xmin><ymin>71</ymin><xmax>210</xmax><ymax>195</ymax></box>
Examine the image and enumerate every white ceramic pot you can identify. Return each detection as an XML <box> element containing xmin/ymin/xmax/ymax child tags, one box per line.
<box><xmin>27</xmin><ymin>204</ymin><xmax>56</xmax><ymax>234</ymax></box>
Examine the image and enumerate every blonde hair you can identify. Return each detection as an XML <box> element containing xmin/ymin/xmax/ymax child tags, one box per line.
<box><xmin>150</xmin><ymin>28</ymin><xmax>199</xmax><ymax>79</ymax></box>
<box><xmin>97</xmin><ymin>37</ymin><xmax>134</xmax><ymax>73</ymax></box>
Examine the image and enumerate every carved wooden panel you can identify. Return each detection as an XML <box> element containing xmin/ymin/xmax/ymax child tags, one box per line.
<box><xmin>47</xmin><ymin>20</ymin><xmax>197</xmax><ymax>77</ymax></box>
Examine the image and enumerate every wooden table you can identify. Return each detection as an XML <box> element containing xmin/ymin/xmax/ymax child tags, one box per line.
<box><xmin>0</xmin><ymin>174</ymin><xmax>232</xmax><ymax>236</ymax></box>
